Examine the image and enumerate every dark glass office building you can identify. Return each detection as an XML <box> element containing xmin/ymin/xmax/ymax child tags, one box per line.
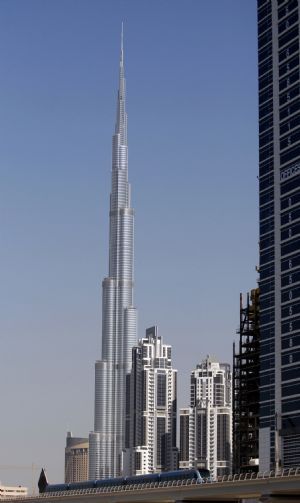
<box><xmin>258</xmin><ymin>0</ymin><xmax>300</xmax><ymax>469</ymax></box>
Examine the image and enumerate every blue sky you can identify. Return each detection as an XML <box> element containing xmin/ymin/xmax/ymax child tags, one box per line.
<box><xmin>1</xmin><ymin>0</ymin><xmax>258</xmax><ymax>489</ymax></box>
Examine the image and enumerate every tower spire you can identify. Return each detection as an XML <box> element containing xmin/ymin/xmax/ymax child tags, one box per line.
<box><xmin>116</xmin><ymin>22</ymin><xmax>126</xmax><ymax>142</ymax></box>
<box><xmin>121</xmin><ymin>22</ymin><xmax>124</xmax><ymax>66</ymax></box>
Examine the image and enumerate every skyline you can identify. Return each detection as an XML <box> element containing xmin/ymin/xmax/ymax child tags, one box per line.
<box><xmin>1</xmin><ymin>0</ymin><xmax>258</xmax><ymax>489</ymax></box>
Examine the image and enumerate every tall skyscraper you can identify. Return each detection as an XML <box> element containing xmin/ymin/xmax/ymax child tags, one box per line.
<box><xmin>89</xmin><ymin>28</ymin><xmax>137</xmax><ymax>479</ymax></box>
<box><xmin>125</xmin><ymin>327</ymin><xmax>178</xmax><ymax>475</ymax></box>
<box><xmin>179</xmin><ymin>356</ymin><xmax>232</xmax><ymax>479</ymax></box>
<box><xmin>258</xmin><ymin>0</ymin><xmax>300</xmax><ymax>470</ymax></box>
<box><xmin>65</xmin><ymin>432</ymin><xmax>89</xmax><ymax>483</ymax></box>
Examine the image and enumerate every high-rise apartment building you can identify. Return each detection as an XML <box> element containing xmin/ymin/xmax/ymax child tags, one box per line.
<box><xmin>89</xmin><ymin>29</ymin><xmax>137</xmax><ymax>479</ymax></box>
<box><xmin>125</xmin><ymin>327</ymin><xmax>178</xmax><ymax>475</ymax></box>
<box><xmin>258</xmin><ymin>0</ymin><xmax>300</xmax><ymax>469</ymax></box>
<box><xmin>65</xmin><ymin>432</ymin><xmax>89</xmax><ymax>483</ymax></box>
<box><xmin>179</xmin><ymin>356</ymin><xmax>232</xmax><ymax>479</ymax></box>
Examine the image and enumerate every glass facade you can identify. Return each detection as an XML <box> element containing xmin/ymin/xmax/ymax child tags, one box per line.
<box><xmin>258</xmin><ymin>0</ymin><xmax>300</xmax><ymax>469</ymax></box>
<box><xmin>89</xmin><ymin>32</ymin><xmax>137</xmax><ymax>479</ymax></box>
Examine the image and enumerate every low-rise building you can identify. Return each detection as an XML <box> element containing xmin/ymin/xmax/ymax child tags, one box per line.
<box><xmin>0</xmin><ymin>485</ymin><xmax>28</xmax><ymax>499</ymax></box>
<box><xmin>65</xmin><ymin>432</ymin><xmax>89</xmax><ymax>483</ymax></box>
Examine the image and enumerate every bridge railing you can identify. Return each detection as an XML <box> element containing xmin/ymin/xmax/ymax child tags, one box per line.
<box><xmin>5</xmin><ymin>467</ymin><xmax>300</xmax><ymax>500</ymax></box>
<box><xmin>216</xmin><ymin>466</ymin><xmax>300</xmax><ymax>483</ymax></box>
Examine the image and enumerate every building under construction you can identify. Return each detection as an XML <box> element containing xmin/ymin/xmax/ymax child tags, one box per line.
<box><xmin>233</xmin><ymin>288</ymin><xmax>260</xmax><ymax>473</ymax></box>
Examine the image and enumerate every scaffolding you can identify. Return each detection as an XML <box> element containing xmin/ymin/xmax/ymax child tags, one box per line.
<box><xmin>233</xmin><ymin>288</ymin><xmax>260</xmax><ymax>474</ymax></box>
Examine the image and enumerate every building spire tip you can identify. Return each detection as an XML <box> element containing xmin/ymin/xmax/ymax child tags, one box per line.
<box><xmin>120</xmin><ymin>22</ymin><xmax>124</xmax><ymax>64</ymax></box>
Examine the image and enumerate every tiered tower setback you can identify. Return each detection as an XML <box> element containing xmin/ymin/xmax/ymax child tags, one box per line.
<box><xmin>89</xmin><ymin>28</ymin><xmax>137</xmax><ymax>479</ymax></box>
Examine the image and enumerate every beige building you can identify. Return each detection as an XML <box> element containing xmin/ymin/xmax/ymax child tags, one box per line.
<box><xmin>65</xmin><ymin>432</ymin><xmax>89</xmax><ymax>483</ymax></box>
<box><xmin>0</xmin><ymin>485</ymin><xmax>28</xmax><ymax>499</ymax></box>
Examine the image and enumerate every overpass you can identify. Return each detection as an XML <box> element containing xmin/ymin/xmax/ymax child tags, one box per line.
<box><xmin>7</xmin><ymin>469</ymin><xmax>300</xmax><ymax>503</ymax></box>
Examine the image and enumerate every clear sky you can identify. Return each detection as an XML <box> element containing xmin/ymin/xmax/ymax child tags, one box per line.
<box><xmin>0</xmin><ymin>0</ymin><xmax>258</xmax><ymax>490</ymax></box>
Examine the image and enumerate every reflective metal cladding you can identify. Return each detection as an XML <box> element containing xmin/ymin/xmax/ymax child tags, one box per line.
<box><xmin>89</xmin><ymin>27</ymin><xmax>137</xmax><ymax>479</ymax></box>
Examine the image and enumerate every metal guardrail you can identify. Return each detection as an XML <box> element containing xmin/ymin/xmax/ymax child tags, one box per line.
<box><xmin>6</xmin><ymin>467</ymin><xmax>300</xmax><ymax>500</ymax></box>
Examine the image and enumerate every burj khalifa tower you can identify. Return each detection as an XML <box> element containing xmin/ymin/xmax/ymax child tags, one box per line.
<box><xmin>89</xmin><ymin>28</ymin><xmax>137</xmax><ymax>479</ymax></box>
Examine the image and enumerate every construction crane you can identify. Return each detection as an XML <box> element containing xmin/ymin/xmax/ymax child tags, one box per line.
<box><xmin>0</xmin><ymin>464</ymin><xmax>40</xmax><ymax>495</ymax></box>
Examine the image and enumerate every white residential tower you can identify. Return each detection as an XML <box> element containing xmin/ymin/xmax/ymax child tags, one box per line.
<box><xmin>179</xmin><ymin>356</ymin><xmax>232</xmax><ymax>479</ymax></box>
<box><xmin>125</xmin><ymin>327</ymin><xmax>178</xmax><ymax>475</ymax></box>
